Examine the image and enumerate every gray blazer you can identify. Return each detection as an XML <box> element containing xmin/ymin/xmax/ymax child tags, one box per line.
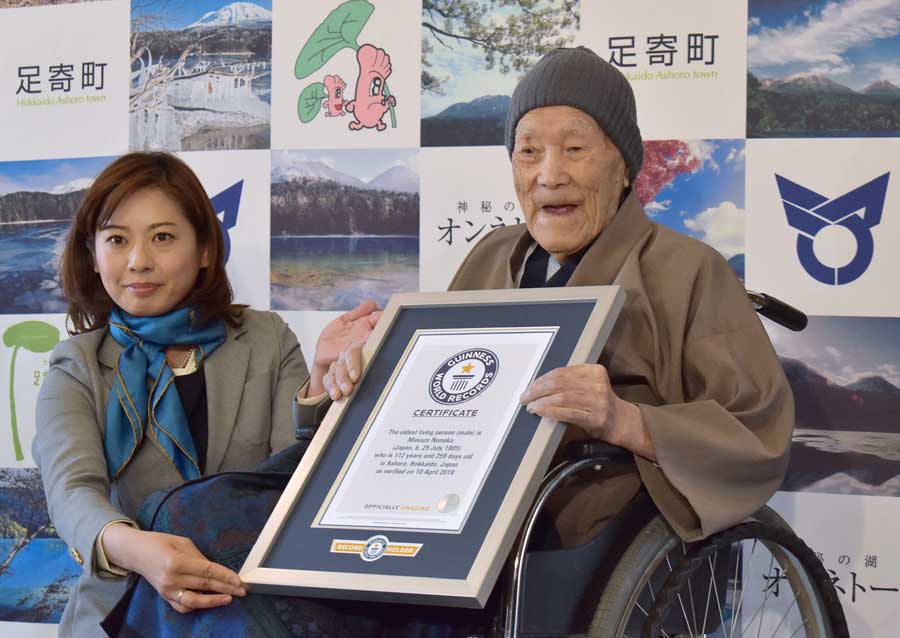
<box><xmin>32</xmin><ymin>309</ymin><xmax>323</xmax><ymax>637</ymax></box>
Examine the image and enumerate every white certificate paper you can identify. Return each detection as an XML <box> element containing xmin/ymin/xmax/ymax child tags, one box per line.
<box><xmin>317</xmin><ymin>327</ymin><xmax>557</xmax><ymax>533</ymax></box>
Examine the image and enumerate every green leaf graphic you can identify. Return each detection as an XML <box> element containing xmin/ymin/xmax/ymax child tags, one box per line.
<box><xmin>298</xmin><ymin>82</ymin><xmax>328</xmax><ymax>123</ymax></box>
<box><xmin>4</xmin><ymin>321</ymin><xmax>59</xmax><ymax>461</ymax></box>
<box><xmin>294</xmin><ymin>0</ymin><xmax>374</xmax><ymax>79</ymax></box>
<box><xmin>4</xmin><ymin>321</ymin><xmax>59</xmax><ymax>352</ymax></box>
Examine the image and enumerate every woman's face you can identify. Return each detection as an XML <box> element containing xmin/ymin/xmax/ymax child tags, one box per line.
<box><xmin>93</xmin><ymin>187</ymin><xmax>208</xmax><ymax>317</ymax></box>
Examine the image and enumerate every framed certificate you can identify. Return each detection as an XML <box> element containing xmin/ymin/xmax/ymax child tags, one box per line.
<box><xmin>241</xmin><ymin>286</ymin><xmax>625</xmax><ymax>607</ymax></box>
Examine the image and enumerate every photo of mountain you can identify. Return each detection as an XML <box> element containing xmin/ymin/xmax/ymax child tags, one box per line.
<box><xmin>748</xmin><ymin>0</ymin><xmax>900</xmax><ymax>137</ymax></box>
<box><xmin>270</xmin><ymin>149</ymin><xmax>419</xmax><ymax>311</ymax></box>
<box><xmin>130</xmin><ymin>1</ymin><xmax>273</xmax><ymax>151</ymax></box>
<box><xmin>0</xmin><ymin>157</ymin><xmax>115</xmax><ymax>314</ymax></box>
<box><xmin>766</xmin><ymin>315</ymin><xmax>900</xmax><ymax>497</ymax></box>
<box><xmin>635</xmin><ymin>140</ymin><xmax>746</xmax><ymax>278</ymax></box>
<box><xmin>420</xmin><ymin>1</ymin><xmax>579</xmax><ymax>147</ymax></box>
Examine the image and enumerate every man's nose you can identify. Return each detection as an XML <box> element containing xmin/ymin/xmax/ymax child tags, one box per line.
<box><xmin>127</xmin><ymin>240</ymin><xmax>153</xmax><ymax>271</ymax></box>
<box><xmin>536</xmin><ymin>150</ymin><xmax>571</xmax><ymax>188</ymax></box>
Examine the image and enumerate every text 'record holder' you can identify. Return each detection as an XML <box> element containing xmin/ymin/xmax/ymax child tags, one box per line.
<box><xmin>241</xmin><ymin>287</ymin><xmax>625</xmax><ymax>607</ymax></box>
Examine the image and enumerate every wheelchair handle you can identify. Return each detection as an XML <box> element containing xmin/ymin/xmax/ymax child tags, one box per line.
<box><xmin>747</xmin><ymin>290</ymin><xmax>808</xmax><ymax>332</ymax></box>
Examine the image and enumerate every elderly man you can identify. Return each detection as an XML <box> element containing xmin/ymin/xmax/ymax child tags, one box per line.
<box><xmin>328</xmin><ymin>46</ymin><xmax>794</xmax><ymax>546</ymax></box>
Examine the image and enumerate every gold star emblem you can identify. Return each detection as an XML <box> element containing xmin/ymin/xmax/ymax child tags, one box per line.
<box><xmin>461</xmin><ymin>363</ymin><xmax>474</xmax><ymax>373</ymax></box>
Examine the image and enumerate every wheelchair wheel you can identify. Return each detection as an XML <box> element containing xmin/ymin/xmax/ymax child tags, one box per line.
<box><xmin>588</xmin><ymin>507</ymin><xmax>848</xmax><ymax>637</ymax></box>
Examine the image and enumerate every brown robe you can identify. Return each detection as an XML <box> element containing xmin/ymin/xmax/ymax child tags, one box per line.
<box><xmin>448</xmin><ymin>191</ymin><xmax>794</xmax><ymax>544</ymax></box>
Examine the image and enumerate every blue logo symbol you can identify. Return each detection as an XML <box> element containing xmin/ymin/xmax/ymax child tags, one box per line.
<box><xmin>209</xmin><ymin>180</ymin><xmax>244</xmax><ymax>263</ymax></box>
<box><xmin>776</xmin><ymin>173</ymin><xmax>889</xmax><ymax>285</ymax></box>
<box><xmin>362</xmin><ymin>535</ymin><xmax>389</xmax><ymax>562</ymax></box>
<box><xmin>429</xmin><ymin>349</ymin><xmax>498</xmax><ymax>405</ymax></box>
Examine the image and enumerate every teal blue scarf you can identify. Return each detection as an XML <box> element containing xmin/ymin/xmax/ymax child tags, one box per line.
<box><xmin>105</xmin><ymin>307</ymin><xmax>225</xmax><ymax>481</ymax></box>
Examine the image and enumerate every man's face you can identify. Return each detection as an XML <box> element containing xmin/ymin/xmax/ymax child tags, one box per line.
<box><xmin>512</xmin><ymin>106</ymin><xmax>628</xmax><ymax>262</ymax></box>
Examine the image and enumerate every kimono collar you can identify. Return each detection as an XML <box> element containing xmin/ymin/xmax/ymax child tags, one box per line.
<box><xmin>505</xmin><ymin>189</ymin><xmax>653</xmax><ymax>287</ymax></box>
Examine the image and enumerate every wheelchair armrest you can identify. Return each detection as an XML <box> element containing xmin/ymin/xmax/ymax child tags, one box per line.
<box><xmin>565</xmin><ymin>439</ymin><xmax>635</xmax><ymax>464</ymax></box>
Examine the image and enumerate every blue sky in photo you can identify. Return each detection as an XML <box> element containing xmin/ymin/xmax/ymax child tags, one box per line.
<box><xmin>644</xmin><ymin>140</ymin><xmax>745</xmax><ymax>259</ymax></box>
<box><xmin>132</xmin><ymin>0</ymin><xmax>272</xmax><ymax>32</ymax></box>
<box><xmin>749</xmin><ymin>0</ymin><xmax>900</xmax><ymax>90</ymax></box>
<box><xmin>421</xmin><ymin>2</ymin><xmax>579</xmax><ymax>117</ymax></box>
<box><xmin>767</xmin><ymin>314</ymin><xmax>900</xmax><ymax>388</ymax></box>
<box><xmin>272</xmin><ymin>149</ymin><xmax>419</xmax><ymax>184</ymax></box>
<box><xmin>0</xmin><ymin>156</ymin><xmax>115</xmax><ymax>196</ymax></box>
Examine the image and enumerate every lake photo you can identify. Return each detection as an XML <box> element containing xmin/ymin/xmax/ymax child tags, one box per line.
<box><xmin>270</xmin><ymin>149</ymin><xmax>419</xmax><ymax>311</ymax></box>
<box><xmin>271</xmin><ymin>235</ymin><xmax>417</xmax><ymax>310</ymax></box>
<box><xmin>0</xmin><ymin>222</ymin><xmax>69</xmax><ymax>314</ymax></box>
<box><xmin>767</xmin><ymin>316</ymin><xmax>900</xmax><ymax>497</ymax></box>
<box><xmin>0</xmin><ymin>468</ymin><xmax>79</xmax><ymax>623</ymax></box>
<box><xmin>0</xmin><ymin>156</ymin><xmax>115</xmax><ymax>314</ymax></box>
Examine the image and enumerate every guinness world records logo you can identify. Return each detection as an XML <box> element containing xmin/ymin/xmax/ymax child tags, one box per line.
<box><xmin>429</xmin><ymin>348</ymin><xmax>499</xmax><ymax>405</ymax></box>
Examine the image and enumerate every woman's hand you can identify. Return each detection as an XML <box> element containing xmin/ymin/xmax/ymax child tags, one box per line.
<box><xmin>102</xmin><ymin>524</ymin><xmax>246</xmax><ymax>614</ymax></box>
<box><xmin>309</xmin><ymin>301</ymin><xmax>381</xmax><ymax>397</ymax></box>
<box><xmin>519</xmin><ymin>364</ymin><xmax>656</xmax><ymax>461</ymax></box>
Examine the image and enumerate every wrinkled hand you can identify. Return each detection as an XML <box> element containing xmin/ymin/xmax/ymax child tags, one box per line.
<box><xmin>322</xmin><ymin>340</ymin><xmax>366</xmax><ymax>401</ymax></box>
<box><xmin>519</xmin><ymin>364</ymin><xmax>655</xmax><ymax>460</ymax></box>
<box><xmin>103</xmin><ymin>525</ymin><xmax>246</xmax><ymax>614</ymax></box>
<box><xmin>309</xmin><ymin>301</ymin><xmax>381</xmax><ymax>396</ymax></box>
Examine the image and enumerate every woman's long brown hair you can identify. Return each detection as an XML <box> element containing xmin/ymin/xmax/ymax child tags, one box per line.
<box><xmin>60</xmin><ymin>152</ymin><xmax>243</xmax><ymax>334</ymax></box>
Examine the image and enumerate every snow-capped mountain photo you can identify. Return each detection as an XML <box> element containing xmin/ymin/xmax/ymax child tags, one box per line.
<box><xmin>366</xmin><ymin>165</ymin><xmax>419</xmax><ymax>194</ymax></box>
<box><xmin>187</xmin><ymin>2</ymin><xmax>272</xmax><ymax>30</ymax></box>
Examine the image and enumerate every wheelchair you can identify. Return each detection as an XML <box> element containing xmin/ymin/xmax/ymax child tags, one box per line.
<box><xmin>492</xmin><ymin>292</ymin><xmax>848</xmax><ymax>638</ymax></box>
<box><xmin>494</xmin><ymin>439</ymin><xmax>849</xmax><ymax>638</ymax></box>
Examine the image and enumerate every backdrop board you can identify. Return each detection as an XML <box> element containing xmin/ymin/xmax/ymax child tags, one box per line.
<box><xmin>2</xmin><ymin>1</ymin><xmax>899</xmax><ymax>635</ymax></box>
<box><xmin>241</xmin><ymin>286</ymin><xmax>625</xmax><ymax>607</ymax></box>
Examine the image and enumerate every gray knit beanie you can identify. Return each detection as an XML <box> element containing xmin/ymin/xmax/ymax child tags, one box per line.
<box><xmin>505</xmin><ymin>46</ymin><xmax>643</xmax><ymax>178</ymax></box>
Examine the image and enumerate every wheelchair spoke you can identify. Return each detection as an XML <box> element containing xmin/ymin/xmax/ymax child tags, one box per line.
<box><xmin>700</xmin><ymin>554</ymin><xmax>715</xmax><ymax>637</ymax></box>
<box><xmin>788</xmin><ymin>620</ymin><xmax>808</xmax><ymax>637</ymax></box>
<box><xmin>730</xmin><ymin>539</ymin><xmax>759</xmax><ymax>635</ymax></box>
<box><xmin>737</xmin><ymin>552</ymin><xmax>775</xmax><ymax>637</ymax></box>
<box><xmin>675</xmin><ymin>591</ymin><xmax>696</xmax><ymax>637</ymax></box>
<box><xmin>769</xmin><ymin>596</ymin><xmax>799</xmax><ymax>635</ymax></box>
<box><xmin>683</xmin><ymin>541</ymin><xmax>699</xmax><ymax>636</ymax></box>
<box><xmin>756</xmin><ymin>553</ymin><xmax>777</xmax><ymax>638</ymax></box>
<box><xmin>713</xmin><ymin>552</ymin><xmax>725</xmax><ymax>638</ymax></box>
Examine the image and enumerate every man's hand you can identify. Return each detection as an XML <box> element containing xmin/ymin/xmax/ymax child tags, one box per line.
<box><xmin>102</xmin><ymin>524</ymin><xmax>246</xmax><ymax>614</ymax></box>
<box><xmin>519</xmin><ymin>364</ymin><xmax>656</xmax><ymax>461</ymax></box>
<box><xmin>322</xmin><ymin>340</ymin><xmax>365</xmax><ymax>401</ymax></box>
<box><xmin>309</xmin><ymin>301</ymin><xmax>381</xmax><ymax>397</ymax></box>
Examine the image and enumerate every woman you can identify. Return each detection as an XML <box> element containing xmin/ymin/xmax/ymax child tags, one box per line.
<box><xmin>32</xmin><ymin>152</ymin><xmax>378</xmax><ymax>637</ymax></box>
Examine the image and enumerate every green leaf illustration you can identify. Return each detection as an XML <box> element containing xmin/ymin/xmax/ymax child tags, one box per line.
<box><xmin>295</xmin><ymin>0</ymin><xmax>374</xmax><ymax>79</ymax></box>
<box><xmin>4</xmin><ymin>321</ymin><xmax>59</xmax><ymax>461</ymax></box>
<box><xmin>298</xmin><ymin>82</ymin><xmax>328</xmax><ymax>123</ymax></box>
